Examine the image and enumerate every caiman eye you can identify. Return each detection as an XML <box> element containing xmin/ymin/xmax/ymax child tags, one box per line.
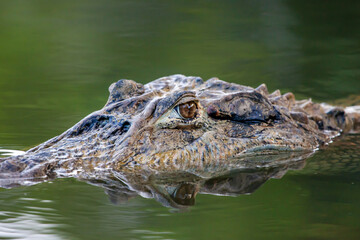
<box><xmin>175</xmin><ymin>101</ymin><xmax>198</xmax><ymax>119</ymax></box>
<box><xmin>155</xmin><ymin>98</ymin><xmax>203</xmax><ymax>129</ymax></box>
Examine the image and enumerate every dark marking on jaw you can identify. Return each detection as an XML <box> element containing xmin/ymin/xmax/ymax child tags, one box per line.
<box><xmin>70</xmin><ymin>115</ymin><xmax>131</xmax><ymax>138</ymax></box>
<box><xmin>71</xmin><ymin>115</ymin><xmax>113</xmax><ymax>136</ymax></box>
<box><xmin>102</xmin><ymin>119</ymin><xmax>131</xmax><ymax>139</ymax></box>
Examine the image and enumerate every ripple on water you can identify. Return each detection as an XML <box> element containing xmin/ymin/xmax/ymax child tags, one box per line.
<box><xmin>0</xmin><ymin>212</ymin><xmax>65</xmax><ymax>240</ymax></box>
<box><xmin>0</xmin><ymin>197</ymin><xmax>67</xmax><ymax>240</ymax></box>
<box><xmin>0</xmin><ymin>148</ymin><xmax>25</xmax><ymax>157</ymax></box>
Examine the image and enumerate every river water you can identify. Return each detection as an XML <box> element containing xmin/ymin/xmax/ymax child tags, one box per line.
<box><xmin>0</xmin><ymin>1</ymin><xmax>359</xmax><ymax>239</ymax></box>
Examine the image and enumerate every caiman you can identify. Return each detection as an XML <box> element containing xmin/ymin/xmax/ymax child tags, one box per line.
<box><xmin>0</xmin><ymin>74</ymin><xmax>359</xmax><ymax>185</ymax></box>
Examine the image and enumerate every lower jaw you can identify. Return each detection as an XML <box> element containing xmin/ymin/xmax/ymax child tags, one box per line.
<box><xmin>117</xmin><ymin>133</ymin><xmax>317</xmax><ymax>172</ymax></box>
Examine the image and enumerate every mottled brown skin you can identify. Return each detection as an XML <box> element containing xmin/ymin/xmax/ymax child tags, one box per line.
<box><xmin>0</xmin><ymin>74</ymin><xmax>359</xmax><ymax>181</ymax></box>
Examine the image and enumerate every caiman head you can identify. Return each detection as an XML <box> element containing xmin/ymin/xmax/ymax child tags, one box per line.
<box><xmin>1</xmin><ymin>74</ymin><xmax>359</xmax><ymax>178</ymax></box>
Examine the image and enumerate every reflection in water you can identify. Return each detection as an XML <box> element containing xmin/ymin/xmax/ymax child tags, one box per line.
<box><xmin>0</xmin><ymin>151</ymin><xmax>312</xmax><ymax>208</ymax></box>
<box><xmin>0</xmin><ymin>198</ymin><xmax>64</xmax><ymax>240</ymax></box>
<box><xmin>85</xmin><ymin>152</ymin><xmax>311</xmax><ymax>209</ymax></box>
<box><xmin>1</xmin><ymin>136</ymin><xmax>358</xmax><ymax>210</ymax></box>
<box><xmin>0</xmin><ymin>213</ymin><xmax>63</xmax><ymax>240</ymax></box>
<box><xmin>0</xmin><ymin>149</ymin><xmax>25</xmax><ymax>157</ymax></box>
<box><xmin>299</xmin><ymin>134</ymin><xmax>360</xmax><ymax>175</ymax></box>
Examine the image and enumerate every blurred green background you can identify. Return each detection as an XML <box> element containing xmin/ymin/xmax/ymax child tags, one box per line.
<box><xmin>0</xmin><ymin>1</ymin><xmax>359</xmax><ymax>239</ymax></box>
<box><xmin>0</xmin><ymin>0</ymin><xmax>359</xmax><ymax>149</ymax></box>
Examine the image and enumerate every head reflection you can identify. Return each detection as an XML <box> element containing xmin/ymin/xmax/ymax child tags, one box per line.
<box><xmin>171</xmin><ymin>183</ymin><xmax>198</xmax><ymax>206</ymax></box>
<box><xmin>93</xmin><ymin>152</ymin><xmax>308</xmax><ymax>209</ymax></box>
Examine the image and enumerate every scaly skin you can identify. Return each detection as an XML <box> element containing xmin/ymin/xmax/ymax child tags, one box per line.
<box><xmin>0</xmin><ymin>74</ymin><xmax>359</xmax><ymax>180</ymax></box>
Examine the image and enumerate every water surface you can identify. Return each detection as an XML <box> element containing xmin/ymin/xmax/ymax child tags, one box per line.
<box><xmin>0</xmin><ymin>0</ymin><xmax>360</xmax><ymax>239</ymax></box>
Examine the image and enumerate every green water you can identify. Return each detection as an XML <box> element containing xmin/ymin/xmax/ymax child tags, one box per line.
<box><xmin>0</xmin><ymin>0</ymin><xmax>360</xmax><ymax>239</ymax></box>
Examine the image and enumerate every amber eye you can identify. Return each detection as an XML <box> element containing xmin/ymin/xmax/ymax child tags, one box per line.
<box><xmin>177</xmin><ymin>101</ymin><xmax>198</xmax><ymax>119</ymax></box>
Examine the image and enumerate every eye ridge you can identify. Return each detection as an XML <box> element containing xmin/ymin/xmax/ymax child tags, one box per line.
<box><xmin>175</xmin><ymin>101</ymin><xmax>198</xmax><ymax>119</ymax></box>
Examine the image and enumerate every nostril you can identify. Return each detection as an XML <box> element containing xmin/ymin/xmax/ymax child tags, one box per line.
<box><xmin>71</xmin><ymin>115</ymin><xmax>113</xmax><ymax>136</ymax></box>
